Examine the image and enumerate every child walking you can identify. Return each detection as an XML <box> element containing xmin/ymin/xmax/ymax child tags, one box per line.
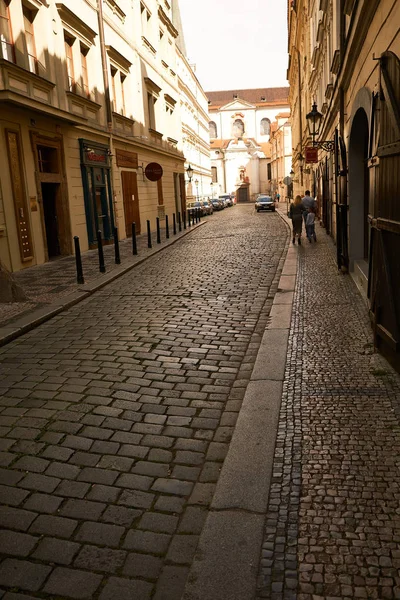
<box><xmin>306</xmin><ymin>207</ymin><xmax>317</xmax><ymax>243</ymax></box>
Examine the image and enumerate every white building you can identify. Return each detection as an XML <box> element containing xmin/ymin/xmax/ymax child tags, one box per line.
<box><xmin>207</xmin><ymin>87</ymin><xmax>290</xmax><ymax>202</ymax></box>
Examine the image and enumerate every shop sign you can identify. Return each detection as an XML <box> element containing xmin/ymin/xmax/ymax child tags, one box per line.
<box><xmin>116</xmin><ymin>149</ymin><xmax>138</xmax><ymax>169</ymax></box>
<box><xmin>145</xmin><ymin>162</ymin><xmax>163</xmax><ymax>181</ymax></box>
<box><xmin>305</xmin><ymin>146</ymin><xmax>319</xmax><ymax>163</ymax></box>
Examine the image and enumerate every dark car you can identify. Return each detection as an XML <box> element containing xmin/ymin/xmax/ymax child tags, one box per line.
<box><xmin>202</xmin><ymin>200</ymin><xmax>213</xmax><ymax>215</ymax></box>
<box><xmin>211</xmin><ymin>199</ymin><xmax>223</xmax><ymax>211</ymax></box>
<box><xmin>255</xmin><ymin>195</ymin><xmax>276</xmax><ymax>212</ymax></box>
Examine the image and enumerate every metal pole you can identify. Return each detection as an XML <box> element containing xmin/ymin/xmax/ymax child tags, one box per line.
<box><xmin>147</xmin><ymin>220</ymin><xmax>152</xmax><ymax>248</ymax></box>
<box><xmin>178</xmin><ymin>212</ymin><xmax>182</xmax><ymax>232</ymax></box>
<box><xmin>183</xmin><ymin>211</ymin><xmax>186</xmax><ymax>230</ymax></box>
<box><xmin>188</xmin><ymin>210</ymin><xmax>191</xmax><ymax>227</ymax></box>
<box><xmin>97</xmin><ymin>230</ymin><xmax>106</xmax><ymax>273</ymax></box>
<box><xmin>132</xmin><ymin>222</ymin><xmax>138</xmax><ymax>255</ymax></box>
<box><xmin>113</xmin><ymin>227</ymin><xmax>120</xmax><ymax>264</ymax></box>
<box><xmin>156</xmin><ymin>217</ymin><xmax>161</xmax><ymax>244</ymax></box>
<box><xmin>173</xmin><ymin>213</ymin><xmax>177</xmax><ymax>235</ymax></box>
<box><xmin>73</xmin><ymin>236</ymin><xmax>84</xmax><ymax>284</ymax></box>
<box><xmin>165</xmin><ymin>215</ymin><xmax>169</xmax><ymax>239</ymax></box>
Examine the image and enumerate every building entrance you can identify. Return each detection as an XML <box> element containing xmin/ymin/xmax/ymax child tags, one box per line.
<box><xmin>41</xmin><ymin>182</ymin><xmax>61</xmax><ymax>259</ymax></box>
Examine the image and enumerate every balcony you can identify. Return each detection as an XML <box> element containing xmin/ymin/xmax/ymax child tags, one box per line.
<box><xmin>0</xmin><ymin>58</ymin><xmax>55</xmax><ymax>108</ymax></box>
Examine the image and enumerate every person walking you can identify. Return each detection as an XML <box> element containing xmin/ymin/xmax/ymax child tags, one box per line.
<box><xmin>289</xmin><ymin>194</ymin><xmax>303</xmax><ymax>245</ymax></box>
<box><xmin>276</xmin><ymin>192</ymin><xmax>280</xmax><ymax>203</ymax></box>
<box><xmin>305</xmin><ymin>206</ymin><xmax>317</xmax><ymax>243</ymax></box>
<box><xmin>301</xmin><ymin>190</ymin><xmax>316</xmax><ymax>226</ymax></box>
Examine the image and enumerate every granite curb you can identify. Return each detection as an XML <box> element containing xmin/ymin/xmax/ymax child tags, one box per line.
<box><xmin>0</xmin><ymin>222</ymin><xmax>205</xmax><ymax>348</ymax></box>
<box><xmin>182</xmin><ymin>207</ymin><xmax>298</xmax><ymax>600</ymax></box>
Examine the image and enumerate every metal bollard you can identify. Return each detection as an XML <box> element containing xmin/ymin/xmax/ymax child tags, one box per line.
<box><xmin>183</xmin><ymin>210</ymin><xmax>187</xmax><ymax>230</ymax></box>
<box><xmin>173</xmin><ymin>213</ymin><xmax>177</xmax><ymax>235</ymax></box>
<box><xmin>147</xmin><ymin>220</ymin><xmax>152</xmax><ymax>248</ymax></box>
<box><xmin>165</xmin><ymin>214</ymin><xmax>169</xmax><ymax>239</ymax></box>
<box><xmin>132</xmin><ymin>222</ymin><xmax>138</xmax><ymax>255</ymax></box>
<box><xmin>74</xmin><ymin>236</ymin><xmax>84</xmax><ymax>284</ymax></box>
<box><xmin>97</xmin><ymin>230</ymin><xmax>106</xmax><ymax>273</ymax></box>
<box><xmin>156</xmin><ymin>217</ymin><xmax>161</xmax><ymax>244</ymax></box>
<box><xmin>178</xmin><ymin>211</ymin><xmax>182</xmax><ymax>232</ymax></box>
<box><xmin>188</xmin><ymin>210</ymin><xmax>191</xmax><ymax>227</ymax></box>
<box><xmin>113</xmin><ymin>227</ymin><xmax>121</xmax><ymax>264</ymax></box>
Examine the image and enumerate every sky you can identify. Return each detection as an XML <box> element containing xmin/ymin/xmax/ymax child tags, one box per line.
<box><xmin>178</xmin><ymin>0</ymin><xmax>289</xmax><ymax>93</ymax></box>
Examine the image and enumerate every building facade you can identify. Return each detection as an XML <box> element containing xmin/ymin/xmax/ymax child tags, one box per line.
<box><xmin>177</xmin><ymin>53</ymin><xmax>212</xmax><ymax>204</ymax></box>
<box><xmin>0</xmin><ymin>0</ymin><xmax>206</xmax><ymax>274</ymax></box>
<box><xmin>288</xmin><ymin>0</ymin><xmax>400</xmax><ymax>369</ymax></box>
<box><xmin>206</xmin><ymin>87</ymin><xmax>291</xmax><ymax>202</ymax></box>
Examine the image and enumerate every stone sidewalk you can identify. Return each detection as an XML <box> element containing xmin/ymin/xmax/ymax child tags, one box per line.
<box><xmin>255</xmin><ymin>207</ymin><xmax>400</xmax><ymax>600</ymax></box>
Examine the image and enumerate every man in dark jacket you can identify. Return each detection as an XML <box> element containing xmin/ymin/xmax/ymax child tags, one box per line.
<box><xmin>301</xmin><ymin>190</ymin><xmax>316</xmax><ymax>225</ymax></box>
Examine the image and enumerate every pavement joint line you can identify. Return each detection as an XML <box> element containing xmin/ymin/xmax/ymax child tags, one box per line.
<box><xmin>0</xmin><ymin>221</ymin><xmax>205</xmax><ymax>348</ymax></box>
<box><xmin>182</xmin><ymin>206</ymin><xmax>298</xmax><ymax>600</ymax></box>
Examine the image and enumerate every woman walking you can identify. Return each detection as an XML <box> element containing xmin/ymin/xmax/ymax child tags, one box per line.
<box><xmin>289</xmin><ymin>194</ymin><xmax>303</xmax><ymax>245</ymax></box>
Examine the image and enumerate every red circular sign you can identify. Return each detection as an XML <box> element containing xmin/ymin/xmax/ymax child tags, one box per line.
<box><xmin>145</xmin><ymin>162</ymin><xmax>163</xmax><ymax>181</ymax></box>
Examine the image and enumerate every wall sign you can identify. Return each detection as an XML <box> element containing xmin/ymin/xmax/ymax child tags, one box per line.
<box><xmin>145</xmin><ymin>162</ymin><xmax>163</xmax><ymax>181</ymax></box>
<box><xmin>116</xmin><ymin>149</ymin><xmax>138</xmax><ymax>169</ymax></box>
<box><xmin>305</xmin><ymin>146</ymin><xmax>319</xmax><ymax>163</ymax></box>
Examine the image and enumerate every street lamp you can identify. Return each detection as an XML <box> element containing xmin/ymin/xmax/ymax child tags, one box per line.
<box><xmin>194</xmin><ymin>178</ymin><xmax>199</xmax><ymax>201</ymax></box>
<box><xmin>186</xmin><ymin>164</ymin><xmax>193</xmax><ymax>183</ymax></box>
<box><xmin>306</xmin><ymin>102</ymin><xmax>334</xmax><ymax>152</ymax></box>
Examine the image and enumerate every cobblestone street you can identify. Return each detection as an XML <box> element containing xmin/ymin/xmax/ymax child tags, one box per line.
<box><xmin>0</xmin><ymin>205</ymin><xmax>288</xmax><ymax>600</ymax></box>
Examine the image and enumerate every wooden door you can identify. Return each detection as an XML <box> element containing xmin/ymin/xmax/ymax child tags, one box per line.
<box><xmin>369</xmin><ymin>51</ymin><xmax>400</xmax><ymax>370</ymax></box>
<box><xmin>121</xmin><ymin>171</ymin><xmax>140</xmax><ymax>235</ymax></box>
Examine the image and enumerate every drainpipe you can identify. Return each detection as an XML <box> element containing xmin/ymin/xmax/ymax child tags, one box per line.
<box><xmin>97</xmin><ymin>0</ymin><xmax>112</xmax><ymax>129</ymax></box>
<box><xmin>96</xmin><ymin>0</ymin><xmax>117</xmax><ymax>227</ymax></box>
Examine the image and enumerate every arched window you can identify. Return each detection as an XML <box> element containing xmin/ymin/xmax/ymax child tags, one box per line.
<box><xmin>233</xmin><ymin>119</ymin><xmax>244</xmax><ymax>138</ymax></box>
<box><xmin>260</xmin><ymin>118</ymin><xmax>271</xmax><ymax>136</ymax></box>
<box><xmin>209</xmin><ymin>121</ymin><xmax>217</xmax><ymax>138</ymax></box>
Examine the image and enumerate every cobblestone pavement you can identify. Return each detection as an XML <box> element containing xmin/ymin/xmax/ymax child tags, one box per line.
<box><xmin>257</xmin><ymin>216</ymin><xmax>400</xmax><ymax>599</ymax></box>
<box><xmin>0</xmin><ymin>205</ymin><xmax>288</xmax><ymax>599</ymax></box>
<box><xmin>0</xmin><ymin>219</ymin><xmax>191</xmax><ymax>327</ymax></box>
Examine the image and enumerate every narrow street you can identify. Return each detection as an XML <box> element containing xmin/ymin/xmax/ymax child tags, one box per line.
<box><xmin>0</xmin><ymin>205</ymin><xmax>289</xmax><ymax>600</ymax></box>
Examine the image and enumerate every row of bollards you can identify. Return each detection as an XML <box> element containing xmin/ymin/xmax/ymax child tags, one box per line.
<box><xmin>73</xmin><ymin>209</ymin><xmax>202</xmax><ymax>284</ymax></box>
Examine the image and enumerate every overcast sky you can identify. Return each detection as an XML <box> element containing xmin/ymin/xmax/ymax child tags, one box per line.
<box><xmin>178</xmin><ymin>0</ymin><xmax>289</xmax><ymax>93</ymax></box>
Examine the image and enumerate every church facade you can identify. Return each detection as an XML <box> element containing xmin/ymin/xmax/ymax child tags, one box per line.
<box><xmin>207</xmin><ymin>87</ymin><xmax>291</xmax><ymax>202</ymax></box>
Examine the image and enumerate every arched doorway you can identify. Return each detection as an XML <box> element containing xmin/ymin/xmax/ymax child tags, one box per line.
<box><xmin>348</xmin><ymin>108</ymin><xmax>369</xmax><ymax>267</ymax></box>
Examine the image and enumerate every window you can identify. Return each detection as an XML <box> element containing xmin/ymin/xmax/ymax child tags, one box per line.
<box><xmin>260</xmin><ymin>118</ymin><xmax>271</xmax><ymax>136</ymax></box>
<box><xmin>37</xmin><ymin>146</ymin><xmax>59</xmax><ymax>174</ymax></box>
<box><xmin>232</xmin><ymin>119</ymin><xmax>244</xmax><ymax>138</ymax></box>
<box><xmin>211</xmin><ymin>166</ymin><xmax>218</xmax><ymax>183</ymax></box>
<box><xmin>23</xmin><ymin>6</ymin><xmax>38</xmax><ymax>74</ymax></box>
<box><xmin>147</xmin><ymin>92</ymin><xmax>156</xmax><ymax>129</ymax></box>
<box><xmin>64</xmin><ymin>33</ymin><xmax>75</xmax><ymax>92</ymax></box>
<box><xmin>120</xmin><ymin>72</ymin><xmax>126</xmax><ymax>115</ymax></box>
<box><xmin>110</xmin><ymin>65</ymin><xmax>117</xmax><ymax>109</ymax></box>
<box><xmin>209</xmin><ymin>121</ymin><xmax>217</xmax><ymax>138</ymax></box>
<box><xmin>0</xmin><ymin>0</ymin><xmax>14</xmax><ymax>63</ymax></box>
<box><xmin>80</xmin><ymin>44</ymin><xmax>90</xmax><ymax>98</ymax></box>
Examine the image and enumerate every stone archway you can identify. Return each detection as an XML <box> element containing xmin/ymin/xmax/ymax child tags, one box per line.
<box><xmin>348</xmin><ymin>107</ymin><xmax>370</xmax><ymax>268</ymax></box>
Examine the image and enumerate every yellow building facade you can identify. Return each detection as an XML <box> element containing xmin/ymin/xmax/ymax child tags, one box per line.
<box><xmin>288</xmin><ymin>0</ymin><xmax>400</xmax><ymax>369</ymax></box>
<box><xmin>0</xmin><ymin>0</ymin><xmax>198</xmax><ymax>273</ymax></box>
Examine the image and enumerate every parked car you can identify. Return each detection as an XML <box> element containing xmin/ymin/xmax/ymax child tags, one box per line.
<box><xmin>255</xmin><ymin>195</ymin><xmax>276</xmax><ymax>212</ymax></box>
<box><xmin>187</xmin><ymin>201</ymin><xmax>206</xmax><ymax>217</ymax></box>
<box><xmin>219</xmin><ymin>194</ymin><xmax>233</xmax><ymax>207</ymax></box>
<box><xmin>202</xmin><ymin>199</ymin><xmax>213</xmax><ymax>215</ymax></box>
<box><xmin>211</xmin><ymin>199</ymin><xmax>223</xmax><ymax>211</ymax></box>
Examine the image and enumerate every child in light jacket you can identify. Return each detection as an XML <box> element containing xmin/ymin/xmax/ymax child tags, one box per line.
<box><xmin>306</xmin><ymin>207</ymin><xmax>317</xmax><ymax>243</ymax></box>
